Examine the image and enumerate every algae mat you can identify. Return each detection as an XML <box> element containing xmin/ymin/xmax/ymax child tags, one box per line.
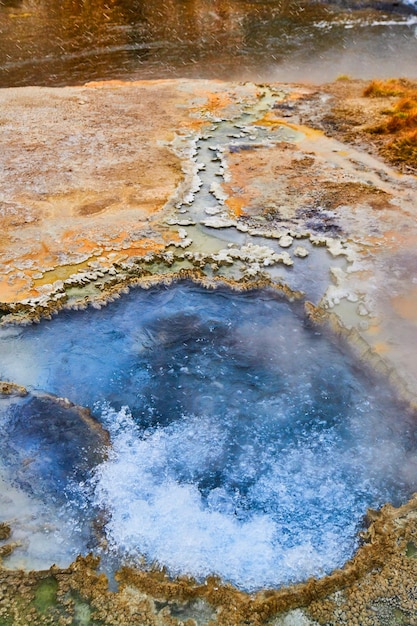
<box><xmin>1</xmin><ymin>79</ymin><xmax>417</xmax><ymax>625</ymax></box>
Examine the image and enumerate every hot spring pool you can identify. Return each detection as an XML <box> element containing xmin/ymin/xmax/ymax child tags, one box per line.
<box><xmin>0</xmin><ymin>282</ymin><xmax>416</xmax><ymax>591</ymax></box>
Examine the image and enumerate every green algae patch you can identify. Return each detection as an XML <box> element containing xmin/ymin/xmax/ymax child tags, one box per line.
<box><xmin>72</xmin><ymin>595</ymin><xmax>98</xmax><ymax>626</ymax></box>
<box><xmin>33</xmin><ymin>577</ymin><xmax>58</xmax><ymax>614</ymax></box>
<box><xmin>405</xmin><ymin>541</ymin><xmax>417</xmax><ymax>558</ymax></box>
<box><xmin>73</xmin><ymin>603</ymin><xmax>92</xmax><ymax>626</ymax></box>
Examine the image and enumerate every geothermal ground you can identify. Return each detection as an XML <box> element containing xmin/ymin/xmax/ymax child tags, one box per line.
<box><xmin>1</xmin><ymin>78</ymin><xmax>417</xmax><ymax>625</ymax></box>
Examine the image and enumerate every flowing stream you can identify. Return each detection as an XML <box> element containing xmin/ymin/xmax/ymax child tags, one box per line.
<box><xmin>0</xmin><ymin>0</ymin><xmax>416</xmax><ymax>87</ymax></box>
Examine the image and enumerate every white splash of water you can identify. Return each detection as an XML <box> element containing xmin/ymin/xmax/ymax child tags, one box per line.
<box><xmin>90</xmin><ymin>403</ymin><xmax>379</xmax><ymax>591</ymax></box>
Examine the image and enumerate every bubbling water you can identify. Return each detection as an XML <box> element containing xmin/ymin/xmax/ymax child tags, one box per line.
<box><xmin>0</xmin><ymin>283</ymin><xmax>416</xmax><ymax>590</ymax></box>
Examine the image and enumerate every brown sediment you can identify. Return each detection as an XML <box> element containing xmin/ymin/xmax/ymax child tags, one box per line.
<box><xmin>299</xmin><ymin>77</ymin><xmax>417</xmax><ymax>172</ymax></box>
<box><xmin>223</xmin><ymin>138</ymin><xmax>393</xmax><ymax>229</ymax></box>
<box><xmin>363</xmin><ymin>80</ymin><xmax>417</xmax><ymax>169</ymax></box>
<box><xmin>305</xmin><ymin>499</ymin><xmax>417</xmax><ymax>626</ymax></box>
<box><xmin>0</xmin><ymin>544</ymin><xmax>17</xmax><ymax>561</ymax></box>
<box><xmin>2</xmin><ymin>497</ymin><xmax>417</xmax><ymax>625</ymax></box>
<box><xmin>0</xmin><ymin>523</ymin><xmax>11</xmax><ymax>542</ymax></box>
<box><xmin>382</xmin><ymin>129</ymin><xmax>417</xmax><ymax>169</ymax></box>
<box><xmin>0</xmin><ymin>381</ymin><xmax>28</xmax><ymax>397</ymax></box>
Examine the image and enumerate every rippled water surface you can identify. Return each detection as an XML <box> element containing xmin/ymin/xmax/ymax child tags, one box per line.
<box><xmin>1</xmin><ymin>284</ymin><xmax>416</xmax><ymax>589</ymax></box>
<box><xmin>0</xmin><ymin>0</ymin><xmax>416</xmax><ymax>86</ymax></box>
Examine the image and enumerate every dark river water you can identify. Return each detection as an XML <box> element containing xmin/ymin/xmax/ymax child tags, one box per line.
<box><xmin>0</xmin><ymin>0</ymin><xmax>416</xmax><ymax>87</ymax></box>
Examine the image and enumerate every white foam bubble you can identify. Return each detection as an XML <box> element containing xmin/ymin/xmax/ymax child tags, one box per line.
<box><xmin>90</xmin><ymin>403</ymin><xmax>385</xmax><ymax>591</ymax></box>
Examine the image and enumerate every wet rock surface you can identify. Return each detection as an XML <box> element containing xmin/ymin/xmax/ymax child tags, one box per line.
<box><xmin>0</xmin><ymin>78</ymin><xmax>417</xmax><ymax>624</ymax></box>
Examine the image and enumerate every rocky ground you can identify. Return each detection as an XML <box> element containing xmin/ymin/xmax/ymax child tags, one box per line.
<box><xmin>1</xmin><ymin>77</ymin><xmax>417</xmax><ymax>625</ymax></box>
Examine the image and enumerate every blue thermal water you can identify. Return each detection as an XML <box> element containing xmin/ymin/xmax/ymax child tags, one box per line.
<box><xmin>0</xmin><ymin>391</ymin><xmax>107</xmax><ymax>568</ymax></box>
<box><xmin>0</xmin><ymin>392</ymin><xmax>105</xmax><ymax>502</ymax></box>
<box><xmin>0</xmin><ymin>282</ymin><xmax>416</xmax><ymax>590</ymax></box>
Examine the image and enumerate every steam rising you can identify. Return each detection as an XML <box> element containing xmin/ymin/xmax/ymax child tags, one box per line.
<box><xmin>0</xmin><ymin>284</ymin><xmax>416</xmax><ymax>589</ymax></box>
